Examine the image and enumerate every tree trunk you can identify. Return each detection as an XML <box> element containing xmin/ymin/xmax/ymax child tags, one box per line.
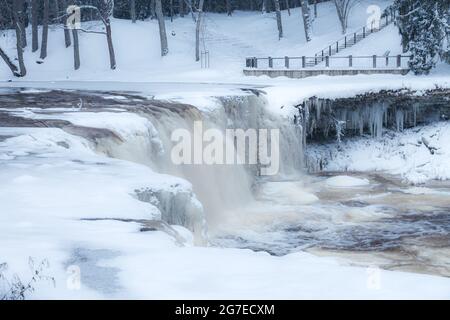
<box><xmin>105</xmin><ymin>20</ymin><xmax>116</xmax><ymax>69</ymax></box>
<box><xmin>61</xmin><ymin>0</ymin><xmax>71</xmax><ymax>47</ymax></box>
<box><xmin>333</xmin><ymin>0</ymin><xmax>348</xmax><ymax>34</ymax></box>
<box><xmin>12</xmin><ymin>0</ymin><xmax>27</xmax><ymax>76</ymax></box>
<box><xmin>226</xmin><ymin>0</ymin><xmax>232</xmax><ymax>16</ymax></box>
<box><xmin>263</xmin><ymin>0</ymin><xmax>271</xmax><ymax>13</ymax></box>
<box><xmin>170</xmin><ymin>0</ymin><xmax>174</xmax><ymax>22</ymax></box>
<box><xmin>195</xmin><ymin>0</ymin><xmax>205</xmax><ymax>61</ymax></box>
<box><xmin>20</xmin><ymin>0</ymin><xmax>27</xmax><ymax>48</ymax></box>
<box><xmin>150</xmin><ymin>0</ymin><xmax>156</xmax><ymax>20</ymax></box>
<box><xmin>72</xmin><ymin>28</ymin><xmax>80</xmax><ymax>70</ymax></box>
<box><xmin>31</xmin><ymin>0</ymin><xmax>38</xmax><ymax>52</ymax></box>
<box><xmin>40</xmin><ymin>0</ymin><xmax>49</xmax><ymax>60</ymax></box>
<box><xmin>274</xmin><ymin>0</ymin><xmax>283</xmax><ymax>40</ymax></box>
<box><xmin>285</xmin><ymin>0</ymin><xmax>291</xmax><ymax>16</ymax></box>
<box><xmin>300</xmin><ymin>0</ymin><xmax>312</xmax><ymax>42</ymax></box>
<box><xmin>155</xmin><ymin>0</ymin><xmax>168</xmax><ymax>56</ymax></box>
<box><xmin>0</xmin><ymin>46</ymin><xmax>20</xmax><ymax>77</ymax></box>
<box><xmin>179</xmin><ymin>0</ymin><xmax>184</xmax><ymax>17</ymax></box>
<box><xmin>54</xmin><ymin>0</ymin><xmax>59</xmax><ymax>18</ymax></box>
<box><xmin>130</xmin><ymin>0</ymin><xmax>136</xmax><ymax>23</ymax></box>
<box><xmin>314</xmin><ymin>0</ymin><xmax>318</xmax><ymax>18</ymax></box>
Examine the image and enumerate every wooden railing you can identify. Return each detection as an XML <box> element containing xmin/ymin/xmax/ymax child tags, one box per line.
<box><xmin>246</xmin><ymin>55</ymin><xmax>411</xmax><ymax>70</ymax></box>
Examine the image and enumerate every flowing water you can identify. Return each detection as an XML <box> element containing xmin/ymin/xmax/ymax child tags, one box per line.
<box><xmin>1</xmin><ymin>87</ymin><xmax>450</xmax><ymax>278</ymax></box>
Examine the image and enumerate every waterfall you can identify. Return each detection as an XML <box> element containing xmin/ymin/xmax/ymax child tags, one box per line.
<box><xmin>92</xmin><ymin>93</ymin><xmax>305</xmax><ymax>236</ymax></box>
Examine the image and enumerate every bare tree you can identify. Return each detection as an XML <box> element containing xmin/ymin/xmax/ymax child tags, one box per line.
<box><xmin>40</xmin><ymin>0</ymin><xmax>49</xmax><ymax>60</ymax></box>
<box><xmin>150</xmin><ymin>0</ymin><xmax>156</xmax><ymax>19</ymax></box>
<box><xmin>155</xmin><ymin>0</ymin><xmax>168</xmax><ymax>56</ymax></box>
<box><xmin>179</xmin><ymin>0</ymin><xmax>184</xmax><ymax>17</ymax></box>
<box><xmin>300</xmin><ymin>0</ymin><xmax>312</xmax><ymax>42</ymax></box>
<box><xmin>92</xmin><ymin>0</ymin><xmax>116</xmax><ymax>69</ymax></box>
<box><xmin>262</xmin><ymin>0</ymin><xmax>271</xmax><ymax>13</ymax></box>
<box><xmin>31</xmin><ymin>0</ymin><xmax>38</xmax><ymax>51</ymax></box>
<box><xmin>61</xmin><ymin>0</ymin><xmax>71</xmax><ymax>47</ymax></box>
<box><xmin>12</xmin><ymin>0</ymin><xmax>26</xmax><ymax>76</ymax></box>
<box><xmin>333</xmin><ymin>0</ymin><xmax>357</xmax><ymax>34</ymax></box>
<box><xmin>72</xmin><ymin>27</ymin><xmax>80</xmax><ymax>70</ymax></box>
<box><xmin>20</xmin><ymin>0</ymin><xmax>27</xmax><ymax>48</ymax></box>
<box><xmin>195</xmin><ymin>0</ymin><xmax>205</xmax><ymax>61</ymax></box>
<box><xmin>130</xmin><ymin>0</ymin><xmax>136</xmax><ymax>23</ymax></box>
<box><xmin>0</xmin><ymin>46</ymin><xmax>20</xmax><ymax>77</ymax></box>
<box><xmin>65</xmin><ymin>4</ymin><xmax>80</xmax><ymax>69</ymax></box>
<box><xmin>273</xmin><ymin>0</ymin><xmax>283</xmax><ymax>40</ymax></box>
<box><xmin>285</xmin><ymin>0</ymin><xmax>290</xmax><ymax>16</ymax></box>
<box><xmin>226</xmin><ymin>0</ymin><xmax>232</xmax><ymax>16</ymax></box>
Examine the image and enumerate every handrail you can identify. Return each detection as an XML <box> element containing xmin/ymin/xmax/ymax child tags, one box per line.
<box><xmin>312</xmin><ymin>8</ymin><xmax>397</xmax><ymax>61</ymax></box>
<box><xmin>245</xmin><ymin>55</ymin><xmax>411</xmax><ymax>69</ymax></box>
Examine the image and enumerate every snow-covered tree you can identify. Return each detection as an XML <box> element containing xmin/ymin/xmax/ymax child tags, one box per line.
<box><xmin>395</xmin><ymin>0</ymin><xmax>450</xmax><ymax>74</ymax></box>
<box><xmin>300</xmin><ymin>0</ymin><xmax>312</xmax><ymax>42</ymax></box>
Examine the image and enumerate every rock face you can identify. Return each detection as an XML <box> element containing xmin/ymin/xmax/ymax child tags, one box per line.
<box><xmin>135</xmin><ymin>187</ymin><xmax>206</xmax><ymax>244</ymax></box>
<box><xmin>295</xmin><ymin>89</ymin><xmax>450</xmax><ymax>142</ymax></box>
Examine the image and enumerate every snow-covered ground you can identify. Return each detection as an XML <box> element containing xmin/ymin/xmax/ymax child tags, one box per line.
<box><xmin>306</xmin><ymin>122</ymin><xmax>450</xmax><ymax>185</ymax></box>
<box><xmin>0</xmin><ymin>0</ymin><xmax>409</xmax><ymax>82</ymax></box>
<box><xmin>1</xmin><ymin>0</ymin><xmax>450</xmax><ymax>300</ymax></box>
<box><xmin>1</xmin><ymin>122</ymin><xmax>450</xmax><ymax>299</ymax></box>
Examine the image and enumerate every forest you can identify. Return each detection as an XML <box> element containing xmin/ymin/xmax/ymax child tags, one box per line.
<box><xmin>0</xmin><ymin>0</ymin><xmax>449</xmax><ymax>77</ymax></box>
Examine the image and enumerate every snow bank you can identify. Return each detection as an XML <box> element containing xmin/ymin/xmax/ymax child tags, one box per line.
<box><xmin>307</xmin><ymin>121</ymin><xmax>450</xmax><ymax>184</ymax></box>
<box><xmin>326</xmin><ymin>176</ymin><xmax>370</xmax><ymax>188</ymax></box>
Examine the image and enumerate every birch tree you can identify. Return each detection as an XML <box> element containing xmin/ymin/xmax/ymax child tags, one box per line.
<box><xmin>155</xmin><ymin>0</ymin><xmax>168</xmax><ymax>56</ymax></box>
<box><xmin>195</xmin><ymin>0</ymin><xmax>205</xmax><ymax>61</ymax></box>
<box><xmin>300</xmin><ymin>0</ymin><xmax>312</xmax><ymax>42</ymax></box>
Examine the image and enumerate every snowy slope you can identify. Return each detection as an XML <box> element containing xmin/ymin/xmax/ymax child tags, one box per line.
<box><xmin>0</xmin><ymin>0</ymin><xmax>398</xmax><ymax>82</ymax></box>
<box><xmin>306</xmin><ymin>122</ymin><xmax>450</xmax><ymax>185</ymax></box>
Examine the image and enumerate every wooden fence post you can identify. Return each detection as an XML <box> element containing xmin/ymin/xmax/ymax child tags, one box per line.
<box><xmin>302</xmin><ymin>56</ymin><xmax>306</xmax><ymax>68</ymax></box>
<box><xmin>373</xmin><ymin>55</ymin><xmax>377</xmax><ymax>68</ymax></box>
<box><xmin>329</xmin><ymin>46</ymin><xmax>332</xmax><ymax>56</ymax></box>
<box><xmin>336</xmin><ymin>41</ymin><xmax>339</xmax><ymax>53</ymax></box>
<box><xmin>354</xmin><ymin>32</ymin><xmax>357</xmax><ymax>44</ymax></box>
<box><xmin>285</xmin><ymin>56</ymin><xmax>289</xmax><ymax>69</ymax></box>
<box><xmin>326</xmin><ymin>56</ymin><xmax>329</xmax><ymax>68</ymax></box>
<box><xmin>363</xmin><ymin>27</ymin><xmax>366</xmax><ymax>38</ymax></box>
<box><xmin>397</xmin><ymin>55</ymin><xmax>401</xmax><ymax>68</ymax></box>
<box><xmin>349</xmin><ymin>55</ymin><xmax>353</xmax><ymax>67</ymax></box>
<box><xmin>268</xmin><ymin>57</ymin><xmax>273</xmax><ymax>68</ymax></box>
<box><xmin>344</xmin><ymin>36</ymin><xmax>347</xmax><ymax>48</ymax></box>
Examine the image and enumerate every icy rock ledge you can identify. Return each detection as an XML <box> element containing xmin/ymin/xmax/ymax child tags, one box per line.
<box><xmin>134</xmin><ymin>187</ymin><xmax>206</xmax><ymax>245</ymax></box>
